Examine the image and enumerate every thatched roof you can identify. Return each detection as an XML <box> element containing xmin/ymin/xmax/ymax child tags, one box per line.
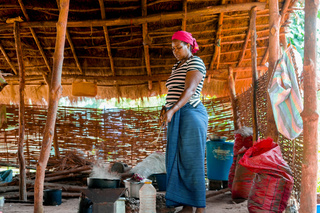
<box><xmin>0</xmin><ymin>0</ymin><xmax>296</xmax><ymax>104</ymax></box>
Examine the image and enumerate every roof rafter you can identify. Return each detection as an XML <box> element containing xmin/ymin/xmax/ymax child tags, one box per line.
<box><xmin>182</xmin><ymin>0</ymin><xmax>187</xmax><ymax>31</ymax></box>
<box><xmin>56</xmin><ymin>0</ymin><xmax>83</xmax><ymax>75</ymax></box>
<box><xmin>0</xmin><ymin>44</ymin><xmax>18</xmax><ymax>75</ymax></box>
<box><xmin>142</xmin><ymin>0</ymin><xmax>152</xmax><ymax>90</ymax></box>
<box><xmin>17</xmin><ymin>0</ymin><xmax>50</xmax><ymax>85</ymax></box>
<box><xmin>98</xmin><ymin>0</ymin><xmax>115</xmax><ymax>76</ymax></box>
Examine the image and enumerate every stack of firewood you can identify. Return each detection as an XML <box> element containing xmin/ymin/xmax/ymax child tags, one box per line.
<box><xmin>0</xmin><ymin>152</ymin><xmax>93</xmax><ymax>200</ymax></box>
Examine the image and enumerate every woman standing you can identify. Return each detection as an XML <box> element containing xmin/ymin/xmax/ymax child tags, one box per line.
<box><xmin>161</xmin><ymin>31</ymin><xmax>208</xmax><ymax>213</ymax></box>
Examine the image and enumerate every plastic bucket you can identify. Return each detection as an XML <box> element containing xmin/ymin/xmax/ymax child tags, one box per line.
<box><xmin>206</xmin><ymin>139</ymin><xmax>234</xmax><ymax>181</ymax></box>
<box><xmin>154</xmin><ymin>173</ymin><xmax>167</xmax><ymax>191</ymax></box>
<box><xmin>317</xmin><ymin>204</ymin><xmax>320</xmax><ymax>212</ymax></box>
<box><xmin>43</xmin><ymin>189</ymin><xmax>62</xmax><ymax>206</ymax></box>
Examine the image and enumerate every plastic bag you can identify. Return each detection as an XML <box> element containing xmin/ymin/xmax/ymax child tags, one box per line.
<box><xmin>239</xmin><ymin>138</ymin><xmax>293</xmax><ymax>212</ymax></box>
<box><xmin>228</xmin><ymin>128</ymin><xmax>253</xmax><ymax>189</ymax></box>
<box><xmin>231</xmin><ymin>147</ymin><xmax>255</xmax><ymax>199</ymax></box>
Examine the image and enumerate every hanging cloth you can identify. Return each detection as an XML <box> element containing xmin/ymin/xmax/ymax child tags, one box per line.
<box><xmin>268</xmin><ymin>44</ymin><xmax>303</xmax><ymax>140</ymax></box>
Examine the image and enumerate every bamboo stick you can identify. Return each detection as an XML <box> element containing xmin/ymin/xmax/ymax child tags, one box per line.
<box><xmin>250</xmin><ymin>7</ymin><xmax>258</xmax><ymax>142</ymax></box>
<box><xmin>2</xmin><ymin>2</ymin><xmax>266</xmax><ymax>30</ymax></box>
<box><xmin>299</xmin><ymin>0</ymin><xmax>319</xmax><ymax>211</ymax></box>
<box><xmin>14</xmin><ymin>21</ymin><xmax>27</xmax><ymax>201</ymax></box>
<box><xmin>267</xmin><ymin>0</ymin><xmax>280</xmax><ymax>142</ymax></box>
<box><xmin>0</xmin><ymin>44</ymin><xmax>17</xmax><ymax>75</ymax></box>
<box><xmin>33</xmin><ymin>0</ymin><xmax>70</xmax><ymax>212</ymax></box>
<box><xmin>237</xmin><ymin>11</ymin><xmax>253</xmax><ymax>67</ymax></box>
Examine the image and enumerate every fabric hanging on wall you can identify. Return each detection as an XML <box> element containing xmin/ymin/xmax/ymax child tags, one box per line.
<box><xmin>268</xmin><ymin>44</ymin><xmax>303</xmax><ymax>140</ymax></box>
<box><xmin>0</xmin><ymin>105</ymin><xmax>7</xmax><ymax>129</ymax></box>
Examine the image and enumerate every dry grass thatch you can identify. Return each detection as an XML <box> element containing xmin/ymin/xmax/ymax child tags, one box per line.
<box><xmin>0</xmin><ymin>0</ymin><xmax>298</xmax><ymax>105</ymax></box>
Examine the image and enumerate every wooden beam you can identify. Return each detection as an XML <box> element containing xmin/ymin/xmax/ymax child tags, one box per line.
<box><xmin>182</xmin><ymin>0</ymin><xmax>187</xmax><ymax>31</ymax></box>
<box><xmin>250</xmin><ymin>7</ymin><xmax>258</xmax><ymax>142</ymax></box>
<box><xmin>3</xmin><ymin>2</ymin><xmax>266</xmax><ymax>30</ymax></box>
<box><xmin>17</xmin><ymin>0</ymin><xmax>50</xmax><ymax>85</ymax></box>
<box><xmin>267</xmin><ymin>0</ymin><xmax>280</xmax><ymax>142</ymax></box>
<box><xmin>209</xmin><ymin>0</ymin><xmax>226</xmax><ymax>71</ymax></box>
<box><xmin>142</xmin><ymin>0</ymin><xmax>152</xmax><ymax>90</ymax></box>
<box><xmin>98</xmin><ymin>0</ymin><xmax>115</xmax><ymax>76</ymax></box>
<box><xmin>33</xmin><ymin>0</ymin><xmax>70</xmax><ymax>212</ymax></box>
<box><xmin>0</xmin><ymin>44</ymin><xmax>17</xmax><ymax>75</ymax></box>
<box><xmin>13</xmin><ymin>21</ymin><xmax>27</xmax><ymax>201</ymax></box>
<box><xmin>300</xmin><ymin>0</ymin><xmax>319</xmax><ymax>211</ymax></box>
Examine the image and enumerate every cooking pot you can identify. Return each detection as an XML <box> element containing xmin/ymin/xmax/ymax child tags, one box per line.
<box><xmin>87</xmin><ymin>177</ymin><xmax>120</xmax><ymax>188</ymax></box>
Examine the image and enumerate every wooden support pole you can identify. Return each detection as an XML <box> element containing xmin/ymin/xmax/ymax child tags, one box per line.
<box><xmin>17</xmin><ymin>0</ymin><xmax>50</xmax><ymax>85</ymax></box>
<box><xmin>0</xmin><ymin>44</ymin><xmax>18</xmax><ymax>75</ymax></box>
<box><xmin>250</xmin><ymin>7</ymin><xmax>258</xmax><ymax>142</ymax></box>
<box><xmin>299</xmin><ymin>0</ymin><xmax>319</xmax><ymax>211</ymax></box>
<box><xmin>267</xmin><ymin>0</ymin><xmax>280</xmax><ymax>142</ymax></box>
<box><xmin>14</xmin><ymin>21</ymin><xmax>27</xmax><ymax>201</ymax></box>
<box><xmin>33</xmin><ymin>0</ymin><xmax>70</xmax><ymax>212</ymax></box>
<box><xmin>8</xmin><ymin>2</ymin><xmax>266</xmax><ymax>30</ymax></box>
<box><xmin>142</xmin><ymin>0</ymin><xmax>152</xmax><ymax>90</ymax></box>
<box><xmin>182</xmin><ymin>0</ymin><xmax>187</xmax><ymax>31</ymax></box>
<box><xmin>228</xmin><ymin>67</ymin><xmax>240</xmax><ymax>130</ymax></box>
<box><xmin>98</xmin><ymin>0</ymin><xmax>115</xmax><ymax>76</ymax></box>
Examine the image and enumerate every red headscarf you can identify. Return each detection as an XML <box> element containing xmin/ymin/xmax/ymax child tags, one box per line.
<box><xmin>172</xmin><ymin>31</ymin><xmax>199</xmax><ymax>54</ymax></box>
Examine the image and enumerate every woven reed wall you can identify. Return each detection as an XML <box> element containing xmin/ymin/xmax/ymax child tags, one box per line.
<box><xmin>0</xmin><ymin>97</ymin><xmax>234</xmax><ymax>168</ymax></box>
<box><xmin>236</xmin><ymin>72</ymin><xmax>303</xmax><ymax>200</ymax></box>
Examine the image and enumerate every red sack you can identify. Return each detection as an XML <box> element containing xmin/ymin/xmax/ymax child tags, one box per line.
<box><xmin>239</xmin><ymin>138</ymin><xmax>293</xmax><ymax>212</ymax></box>
<box><xmin>228</xmin><ymin>133</ymin><xmax>253</xmax><ymax>189</ymax></box>
<box><xmin>231</xmin><ymin>148</ymin><xmax>255</xmax><ymax>199</ymax></box>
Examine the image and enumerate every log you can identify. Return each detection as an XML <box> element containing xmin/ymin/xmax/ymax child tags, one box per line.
<box><xmin>0</xmin><ymin>185</ymin><xmax>20</xmax><ymax>193</ymax></box>
<box><xmin>2</xmin><ymin>191</ymin><xmax>81</xmax><ymax>199</ymax></box>
<box><xmin>44</xmin><ymin>166</ymin><xmax>91</xmax><ymax>178</ymax></box>
<box><xmin>14</xmin><ymin>21</ymin><xmax>27</xmax><ymax>201</ymax></box>
<box><xmin>299</xmin><ymin>0</ymin><xmax>319</xmax><ymax>211</ymax></box>
<box><xmin>33</xmin><ymin>0</ymin><xmax>70</xmax><ymax>212</ymax></box>
<box><xmin>0</xmin><ymin>161</ymin><xmax>37</xmax><ymax>170</ymax></box>
<box><xmin>206</xmin><ymin>188</ymin><xmax>230</xmax><ymax>198</ymax></box>
<box><xmin>1</xmin><ymin>2</ymin><xmax>266</xmax><ymax>30</ymax></box>
<box><xmin>44</xmin><ymin>173</ymin><xmax>84</xmax><ymax>182</ymax></box>
<box><xmin>267</xmin><ymin>0</ymin><xmax>280</xmax><ymax>142</ymax></box>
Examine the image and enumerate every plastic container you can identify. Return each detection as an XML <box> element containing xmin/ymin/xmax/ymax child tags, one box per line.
<box><xmin>206</xmin><ymin>139</ymin><xmax>234</xmax><ymax>181</ymax></box>
<box><xmin>139</xmin><ymin>179</ymin><xmax>156</xmax><ymax>213</ymax></box>
<box><xmin>124</xmin><ymin>179</ymin><xmax>144</xmax><ymax>198</ymax></box>
<box><xmin>317</xmin><ymin>204</ymin><xmax>320</xmax><ymax>212</ymax></box>
<box><xmin>153</xmin><ymin>173</ymin><xmax>167</xmax><ymax>191</ymax></box>
<box><xmin>0</xmin><ymin>196</ymin><xmax>4</xmax><ymax>213</ymax></box>
<box><xmin>43</xmin><ymin>189</ymin><xmax>62</xmax><ymax>206</ymax></box>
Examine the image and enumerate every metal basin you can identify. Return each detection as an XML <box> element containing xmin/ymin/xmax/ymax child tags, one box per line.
<box><xmin>87</xmin><ymin>178</ymin><xmax>120</xmax><ymax>189</ymax></box>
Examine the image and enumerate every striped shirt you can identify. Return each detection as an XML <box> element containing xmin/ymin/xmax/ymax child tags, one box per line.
<box><xmin>165</xmin><ymin>56</ymin><xmax>206</xmax><ymax>108</ymax></box>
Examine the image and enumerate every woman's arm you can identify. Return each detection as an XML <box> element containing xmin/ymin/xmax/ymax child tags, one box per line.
<box><xmin>162</xmin><ymin>70</ymin><xmax>203</xmax><ymax>124</ymax></box>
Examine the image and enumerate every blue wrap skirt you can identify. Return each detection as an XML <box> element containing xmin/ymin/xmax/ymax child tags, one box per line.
<box><xmin>165</xmin><ymin>102</ymin><xmax>208</xmax><ymax>208</ymax></box>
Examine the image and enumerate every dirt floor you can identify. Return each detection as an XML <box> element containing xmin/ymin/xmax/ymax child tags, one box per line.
<box><xmin>2</xmin><ymin>190</ymin><xmax>248</xmax><ymax>213</ymax></box>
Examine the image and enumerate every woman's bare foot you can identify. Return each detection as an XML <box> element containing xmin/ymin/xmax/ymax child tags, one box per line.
<box><xmin>195</xmin><ymin>207</ymin><xmax>205</xmax><ymax>213</ymax></box>
<box><xmin>178</xmin><ymin>205</ymin><xmax>193</xmax><ymax>213</ymax></box>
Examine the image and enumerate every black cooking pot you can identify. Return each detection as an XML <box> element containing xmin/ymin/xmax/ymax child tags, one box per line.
<box><xmin>87</xmin><ymin>178</ymin><xmax>120</xmax><ymax>188</ymax></box>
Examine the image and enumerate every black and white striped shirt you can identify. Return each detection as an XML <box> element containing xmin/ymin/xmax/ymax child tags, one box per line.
<box><xmin>165</xmin><ymin>56</ymin><xmax>206</xmax><ymax>108</ymax></box>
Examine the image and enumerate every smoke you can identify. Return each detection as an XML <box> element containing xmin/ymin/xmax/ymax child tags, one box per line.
<box><xmin>90</xmin><ymin>163</ymin><xmax>121</xmax><ymax>179</ymax></box>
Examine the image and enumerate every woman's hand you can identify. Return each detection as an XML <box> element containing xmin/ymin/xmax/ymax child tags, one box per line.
<box><xmin>161</xmin><ymin>109</ymin><xmax>175</xmax><ymax>125</ymax></box>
